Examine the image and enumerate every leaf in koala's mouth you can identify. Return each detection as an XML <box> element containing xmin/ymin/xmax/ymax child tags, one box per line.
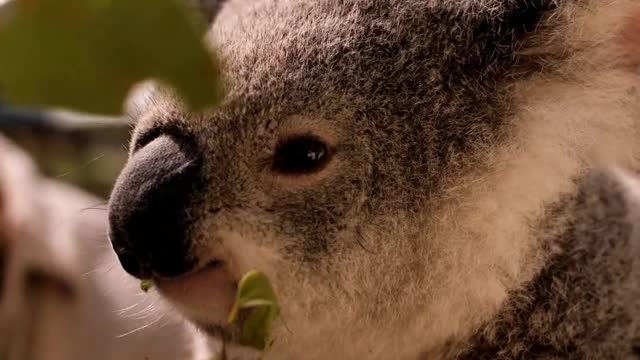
<box><xmin>227</xmin><ymin>270</ymin><xmax>280</xmax><ymax>351</ymax></box>
<box><xmin>140</xmin><ymin>279</ymin><xmax>154</xmax><ymax>292</ymax></box>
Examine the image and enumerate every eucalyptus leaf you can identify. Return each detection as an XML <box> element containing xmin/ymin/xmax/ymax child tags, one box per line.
<box><xmin>228</xmin><ymin>271</ymin><xmax>280</xmax><ymax>351</ymax></box>
<box><xmin>0</xmin><ymin>0</ymin><xmax>222</xmax><ymax>115</ymax></box>
<box><xmin>140</xmin><ymin>279</ymin><xmax>154</xmax><ymax>292</ymax></box>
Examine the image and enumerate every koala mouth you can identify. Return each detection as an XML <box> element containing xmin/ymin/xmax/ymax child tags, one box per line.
<box><xmin>154</xmin><ymin>260</ymin><xmax>239</xmax><ymax>329</ymax></box>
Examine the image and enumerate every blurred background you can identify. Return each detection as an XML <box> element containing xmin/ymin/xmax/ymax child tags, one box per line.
<box><xmin>0</xmin><ymin>1</ymin><xmax>226</xmax><ymax>359</ymax></box>
<box><xmin>0</xmin><ymin>104</ymin><xmax>207</xmax><ymax>360</ymax></box>
<box><xmin>0</xmin><ymin>0</ymin><xmax>223</xmax><ymax>198</ymax></box>
<box><xmin>0</xmin><ymin>105</ymin><xmax>130</xmax><ymax>197</ymax></box>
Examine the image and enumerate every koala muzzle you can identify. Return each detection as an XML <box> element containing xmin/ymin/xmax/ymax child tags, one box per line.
<box><xmin>108</xmin><ymin>134</ymin><xmax>202</xmax><ymax>279</ymax></box>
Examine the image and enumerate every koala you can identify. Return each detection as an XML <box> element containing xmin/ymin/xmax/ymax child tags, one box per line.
<box><xmin>108</xmin><ymin>0</ymin><xmax>640</xmax><ymax>359</ymax></box>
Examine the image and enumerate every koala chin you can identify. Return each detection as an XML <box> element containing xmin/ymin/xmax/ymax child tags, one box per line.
<box><xmin>108</xmin><ymin>0</ymin><xmax>640</xmax><ymax>359</ymax></box>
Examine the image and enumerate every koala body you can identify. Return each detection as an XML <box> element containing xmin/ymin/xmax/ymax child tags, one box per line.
<box><xmin>108</xmin><ymin>0</ymin><xmax>640</xmax><ymax>359</ymax></box>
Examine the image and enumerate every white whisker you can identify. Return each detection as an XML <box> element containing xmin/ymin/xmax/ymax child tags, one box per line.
<box><xmin>115</xmin><ymin>315</ymin><xmax>165</xmax><ymax>338</ymax></box>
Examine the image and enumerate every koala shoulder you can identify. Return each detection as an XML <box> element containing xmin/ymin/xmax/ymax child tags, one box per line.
<box><xmin>440</xmin><ymin>169</ymin><xmax>640</xmax><ymax>359</ymax></box>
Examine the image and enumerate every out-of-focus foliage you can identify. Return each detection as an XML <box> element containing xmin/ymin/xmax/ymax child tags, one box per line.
<box><xmin>0</xmin><ymin>0</ymin><xmax>226</xmax><ymax>196</ymax></box>
<box><xmin>0</xmin><ymin>106</ymin><xmax>130</xmax><ymax>197</ymax></box>
<box><xmin>0</xmin><ymin>0</ymin><xmax>223</xmax><ymax>115</ymax></box>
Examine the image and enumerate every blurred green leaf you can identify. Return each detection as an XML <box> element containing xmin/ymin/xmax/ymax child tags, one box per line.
<box><xmin>0</xmin><ymin>0</ymin><xmax>223</xmax><ymax>115</ymax></box>
<box><xmin>140</xmin><ymin>279</ymin><xmax>153</xmax><ymax>292</ymax></box>
<box><xmin>228</xmin><ymin>270</ymin><xmax>280</xmax><ymax>351</ymax></box>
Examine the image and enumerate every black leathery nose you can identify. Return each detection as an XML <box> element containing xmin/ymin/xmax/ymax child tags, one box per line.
<box><xmin>108</xmin><ymin>134</ymin><xmax>201</xmax><ymax>279</ymax></box>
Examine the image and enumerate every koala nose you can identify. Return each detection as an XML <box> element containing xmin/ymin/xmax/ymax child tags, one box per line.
<box><xmin>108</xmin><ymin>134</ymin><xmax>202</xmax><ymax>279</ymax></box>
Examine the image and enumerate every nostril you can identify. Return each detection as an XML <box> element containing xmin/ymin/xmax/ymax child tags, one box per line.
<box><xmin>131</xmin><ymin>126</ymin><xmax>164</xmax><ymax>153</ymax></box>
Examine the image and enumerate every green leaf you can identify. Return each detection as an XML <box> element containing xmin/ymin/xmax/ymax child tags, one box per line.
<box><xmin>228</xmin><ymin>271</ymin><xmax>280</xmax><ymax>351</ymax></box>
<box><xmin>140</xmin><ymin>279</ymin><xmax>153</xmax><ymax>292</ymax></box>
<box><xmin>0</xmin><ymin>0</ymin><xmax>223</xmax><ymax>115</ymax></box>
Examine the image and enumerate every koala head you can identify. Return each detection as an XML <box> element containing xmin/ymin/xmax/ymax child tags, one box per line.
<box><xmin>108</xmin><ymin>0</ymin><xmax>640</xmax><ymax>358</ymax></box>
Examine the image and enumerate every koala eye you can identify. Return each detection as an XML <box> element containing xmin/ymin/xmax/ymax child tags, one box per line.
<box><xmin>272</xmin><ymin>135</ymin><xmax>332</xmax><ymax>175</ymax></box>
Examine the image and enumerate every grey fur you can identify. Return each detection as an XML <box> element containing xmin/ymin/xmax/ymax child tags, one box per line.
<box><xmin>440</xmin><ymin>171</ymin><xmax>640</xmax><ymax>359</ymax></box>
<box><xmin>111</xmin><ymin>0</ymin><xmax>640</xmax><ymax>358</ymax></box>
<box><xmin>137</xmin><ymin>0</ymin><xmax>554</xmax><ymax>259</ymax></box>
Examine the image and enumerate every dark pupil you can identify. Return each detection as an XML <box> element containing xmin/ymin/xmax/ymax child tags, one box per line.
<box><xmin>273</xmin><ymin>136</ymin><xmax>329</xmax><ymax>174</ymax></box>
